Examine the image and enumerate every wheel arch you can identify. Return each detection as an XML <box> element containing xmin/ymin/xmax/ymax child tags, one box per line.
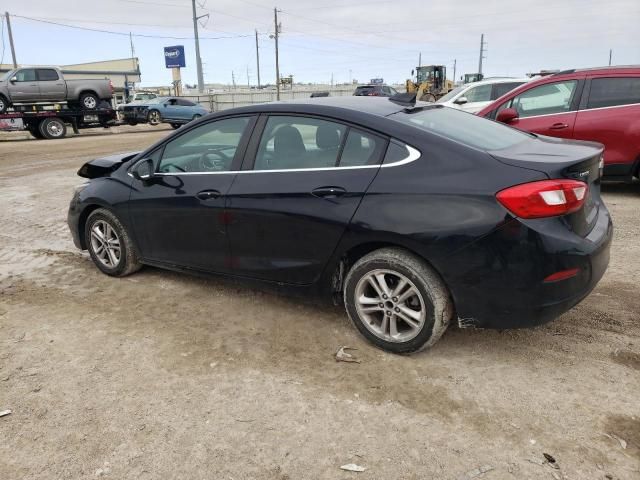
<box><xmin>77</xmin><ymin>204</ymin><xmax>104</xmax><ymax>249</ymax></box>
<box><xmin>79</xmin><ymin>89</ymin><xmax>99</xmax><ymax>99</ymax></box>
<box><xmin>327</xmin><ymin>240</ymin><xmax>455</xmax><ymax>311</ymax></box>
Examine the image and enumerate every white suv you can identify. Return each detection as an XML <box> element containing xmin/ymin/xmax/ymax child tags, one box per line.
<box><xmin>437</xmin><ymin>77</ymin><xmax>530</xmax><ymax>113</ymax></box>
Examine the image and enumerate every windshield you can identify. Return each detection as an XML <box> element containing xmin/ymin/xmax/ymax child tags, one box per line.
<box><xmin>391</xmin><ymin>106</ymin><xmax>531</xmax><ymax>150</ymax></box>
<box><xmin>0</xmin><ymin>70</ymin><xmax>15</xmax><ymax>81</ymax></box>
<box><xmin>436</xmin><ymin>85</ymin><xmax>466</xmax><ymax>103</ymax></box>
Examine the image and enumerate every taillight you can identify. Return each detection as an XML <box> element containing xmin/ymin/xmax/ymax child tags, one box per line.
<box><xmin>109</xmin><ymin>80</ymin><xmax>114</xmax><ymax>93</ymax></box>
<box><xmin>496</xmin><ymin>179</ymin><xmax>588</xmax><ymax>219</ymax></box>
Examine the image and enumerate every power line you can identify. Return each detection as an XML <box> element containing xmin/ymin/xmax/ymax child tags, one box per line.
<box><xmin>10</xmin><ymin>14</ymin><xmax>255</xmax><ymax>40</ymax></box>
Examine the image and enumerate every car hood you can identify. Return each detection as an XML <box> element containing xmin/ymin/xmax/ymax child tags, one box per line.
<box><xmin>77</xmin><ymin>151</ymin><xmax>140</xmax><ymax>179</ymax></box>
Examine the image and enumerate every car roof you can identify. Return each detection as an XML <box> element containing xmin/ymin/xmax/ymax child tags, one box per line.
<box><xmin>463</xmin><ymin>77</ymin><xmax>530</xmax><ymax>87</ymax></box>
<box><xmin>553</xmin><ymin>65</ymin><xmax>640</xmax><ymax>75</ymax></box>
<box><xmin>225</xmin><ymin>96</ymin><xmax>407</xmax><ymax>118</ymax></box>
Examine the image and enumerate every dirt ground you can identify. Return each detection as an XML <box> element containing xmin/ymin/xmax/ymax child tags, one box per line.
<box><xmin>0</xmin><ymin>129</ymin><xmax>639</xmax><ymax>480</ymax></box>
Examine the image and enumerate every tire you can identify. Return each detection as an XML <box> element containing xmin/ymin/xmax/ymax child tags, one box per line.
<box><xmin>418</xmin><ymin>92</ymin><xmax>437</xmax><ymax>103</ymax></box>
<box><xmin>28</xmin><ymin>125</ymin><xmax>44</xmax><ymax>139</ymax></box>
<box><xmin>85</xmin><ymin>208</ymin><xmax>142</xmax><ymax>277</ymax></box>
<box><xmin>0</xmin><ymin>95</ymin><xmax>8</xmax><ymax>114</ymax></box>
<box><xmin>80</xmin><ymin>92</ymin><xmax>99</xmax><ymax>110</ymax></box>
<box><xmin>38</xmin><ymin>117</ymin><xmax>67</xmax><ymax>139</ymax></box>
<box><xmin>343</xmin><ymin>248</ymin><xmax>453</xmax><ymax>354</ymax></box>
<box><xmin>147</xmin><ymin>109</ymin><xmax>161</xmax><ymax>125</ymax></box>
<box><xmin>171</xmin><ymin>123</ymin><xmax>182</xmax><ymax>129</ymax></box>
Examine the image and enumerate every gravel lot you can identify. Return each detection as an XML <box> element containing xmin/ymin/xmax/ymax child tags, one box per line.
<box><xmin>1</xmin><ymin>129</ymin><xmax>639</xmax><ymax>480</ymax></box>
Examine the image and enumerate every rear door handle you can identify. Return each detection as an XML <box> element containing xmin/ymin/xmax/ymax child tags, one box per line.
<box><xmin>312</xmin><ymin>186</ymin><xmax>346</xmax><ymax>198</ymax></box>
<box><xmin>549</xmin><ymin>123</ymin><xmax>569</xmax><ymax>130</ymax></box>
<box><xmin>196</xmin><ymin>189</ymin><xmax>221</xmax><ymax>200</ymax></box>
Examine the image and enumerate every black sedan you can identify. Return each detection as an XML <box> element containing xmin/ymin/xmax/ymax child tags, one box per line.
<box><xmin>68</xmin><ymin>97</ymin><xmax>612</xmax><ymax>354</ymax></box>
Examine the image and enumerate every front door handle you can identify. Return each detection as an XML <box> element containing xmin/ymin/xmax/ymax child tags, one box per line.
<box><xmin>549</xmin><ymin>123</ymin><xmax>569</xmax><ymax>130</ymax></box>
<box><xmin>312</xmin><ymin>186</ymin><xmax>346</xmax><ymax>198</ymax></box>
<box><xmin>196</xmin><ymin>189</ymin><xmax>221</xmax><ymax>200</ymax></box>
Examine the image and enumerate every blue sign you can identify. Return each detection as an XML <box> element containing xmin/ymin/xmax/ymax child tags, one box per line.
<box><xmin>370</xmin><ymin>78</ymin><xmax>384</xmax><ymax>85</ymax></box>
<box><xmin>164</xmin><ymin>45</ymin><xmax>186</xmax><ymax>68</ymax></box>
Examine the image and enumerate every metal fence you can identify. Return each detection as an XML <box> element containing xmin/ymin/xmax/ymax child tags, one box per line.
<box><xmin>181</xmin><ymin>86</ymin><xmax>357</xmax><ymax>112</ymax></box>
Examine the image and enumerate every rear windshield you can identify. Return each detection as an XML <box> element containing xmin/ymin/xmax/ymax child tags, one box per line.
<box><xmin>355</xmin><ymin>86</ymin><xmax>376</xmax><ymax>94</ymax></box>
<box><xmin>390</xmin><ymin>106</ymin><xmax>531</xmax><ymax>150</ymax></box>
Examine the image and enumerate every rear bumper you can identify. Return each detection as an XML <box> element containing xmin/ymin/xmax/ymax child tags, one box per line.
<box><xmin>446</xmin><ymin>204</ymin><xmax>613</xmax><ymax>329</ymax></box>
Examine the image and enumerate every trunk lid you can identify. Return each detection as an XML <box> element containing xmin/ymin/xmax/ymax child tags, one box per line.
<box><xmin>490</xmin><ymin>135</ymin><xmax>604</xmax><ymax>237</ymax></box>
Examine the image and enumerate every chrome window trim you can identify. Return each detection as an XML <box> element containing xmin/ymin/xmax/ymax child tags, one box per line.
<box><xmin>151</xmin><ymin>144</ymin><xmax>422</xmax><ymax>176</ymax></box>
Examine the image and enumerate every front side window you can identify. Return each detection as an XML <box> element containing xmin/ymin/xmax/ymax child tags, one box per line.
<box><xmin>587</xmin><ymin>77</ymin><xmax>640</xmax><ymax>109</ymax></box>
<box><xmin>14</xmin><ymin>69</ymin><xmax>36</xmax><ymax>82</ymax></box>
<box><xmin>177</xmin><ymin>99</ymin><xmax>196</xmax><ymax>107</ymax></box>
<box><xmin>254</xmin><ymin>116</ymin><xmax>347</xmax><ymax>170</ymax></box>
<box><xmin>157</xmin><ymin>116</ymin><xmax>250</xmax><ymax>173</ymax></box>
<box><xmin>464</xmin><ymin>84</ymin><xmax>492</xmax><ymax>102</ymax></box>
<box><xmin>37</xmin><ymin>69</ymin><xmax>59</xmax><ymax>81</ymax></box>
<box><xmin>503</xmin><ymin>80</ymin><xmax>578</xmax><ymax>118</ymax></box>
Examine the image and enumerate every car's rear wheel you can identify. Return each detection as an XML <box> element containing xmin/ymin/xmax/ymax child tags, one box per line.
<box><xmin>38</xmin><ymin>117</ymin><xmax>67</xmax><ymax>139</ymax></box>
<box><xmin>80</xmin><ymin>92</ymin><xmax>99</xmax><ymax>110</ymax></box>
<box><xmin>85</xmin><ymin>208</ymin><xmax>141</xmax><ymax>277</ymax></box>
<box><xmin>147</xmin><ymin>109</ymin><xmax>161</xmax><ymax>125</ymax></box>
<box><xmin>344</xmin><ymin>248</ymin><xmax>452</xmax><ymax>354</ymax></box>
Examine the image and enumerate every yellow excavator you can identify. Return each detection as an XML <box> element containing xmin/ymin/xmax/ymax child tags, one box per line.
<box><xmin>405</xmin><ymin>65</ymin><xmax>454</xmax><ymax>102</ymax></box>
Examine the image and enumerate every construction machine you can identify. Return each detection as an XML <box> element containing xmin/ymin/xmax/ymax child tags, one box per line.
<box><xmin>405</xmin><ymin>65</ymin><xmax>454</xmax><ymax>102</ymax></box>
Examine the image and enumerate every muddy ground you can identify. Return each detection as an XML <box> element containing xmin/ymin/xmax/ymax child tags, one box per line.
<box><xmin>0</xmin><ymin>128</ymin><xmax>638</xmax><ymax>480</ymax></box>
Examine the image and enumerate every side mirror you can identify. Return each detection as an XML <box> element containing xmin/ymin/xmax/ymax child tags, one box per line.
<box><xmin>453</xmin><ymin>96</ymin><xmax>468</xmax><ymax>105</ymax></box>
<box><xmin>10</xmin><ymin>76</ymin><xmax>17</xmax><ymax>83</ymax></box>
<box><xmin>131</xmin><ymin>158</ymin><xmax>154</xmax><ymax>180</ymax></box>
<box><xmin>496</xmin><ymin>107</ymin><xmax>519</xmax><ymax>124</ymax></box>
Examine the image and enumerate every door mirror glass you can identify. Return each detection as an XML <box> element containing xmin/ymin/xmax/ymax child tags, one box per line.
<box><xmin>453</xmin><ymin>96</ymin><xmax>468</xmax><ymax>105</ymax></box>
<box><xmin>496</xmin><ymin>108</ymin><xmax>519</xmax><ymax>124</ymax></box>
<box><xmin>10</xmin><ymin>76</ymin><xmax>17</xmax><ymax>83</ymax></box>
<box><xmin>132</xmin><ymin>158</ymin><xmax>155</xmax><ymax>180</ymax></box>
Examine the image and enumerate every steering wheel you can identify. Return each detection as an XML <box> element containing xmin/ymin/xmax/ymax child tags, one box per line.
<box><xmin>197</xmin><ymin>147</ymin><xmax>234</xmax><ymax>171</ymax></box>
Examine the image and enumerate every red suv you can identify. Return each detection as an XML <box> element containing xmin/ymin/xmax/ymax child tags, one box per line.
<box><xmin>477</xmin><ymin>66</ymin><xmax>640</xmax><ymax>182</ymax></box>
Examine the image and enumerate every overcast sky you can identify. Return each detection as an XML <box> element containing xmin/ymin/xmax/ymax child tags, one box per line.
<box><xmin>1</xmin><ymin>0</ymin><xmax>639</xmax><ymax>87</ymax></box>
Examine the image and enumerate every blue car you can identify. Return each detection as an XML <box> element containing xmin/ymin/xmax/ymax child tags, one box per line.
<box><xmin>121</xmin><ymin>96</ymin><xmax>210</xmax><ymax>128</ymax></box>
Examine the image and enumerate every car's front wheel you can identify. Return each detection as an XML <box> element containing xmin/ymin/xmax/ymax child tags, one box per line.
<box><xmin>147</xmin><ymin>109</ymin><xmax>161</xmax><ymax>125</ymax></box>
<box><xmin>344</xmin><ymin>248</ymin><xmax>453</xmax><ymax>354</ymax></box>
<box><xmin>85</xmin><ymin>208</ymin><xmax>141</xmax><ymax>277</ymax></box>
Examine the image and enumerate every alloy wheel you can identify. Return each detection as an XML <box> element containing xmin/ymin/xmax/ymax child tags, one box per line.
<box><xmin>90</xmin><ymin>220</ymin><xmax>121</xmax><ymax>268</ymax></box>
<box><xmin>46</xmin><ymin>120</ymin><xmax>64</xmax><ymax>138</ymax></box>
<box><xmin>83</xmin><ymin>96</ymin><xmax>97</xmax><ymax>109</ymax></box>
<box><xmin>354</xmin><ymin>269</ymin><xmax>426</xmax><ymax>343</ymax></box>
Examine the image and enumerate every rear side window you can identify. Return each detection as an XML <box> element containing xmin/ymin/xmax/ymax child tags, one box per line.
<box><xmin>587</xmin><ymin>77</ymin><xmax>640</xmax><ymax>109</ymax></box>
<box><xmin>391</xmin><ymin>106</ymin><xmax>530</xmax><ymax>151</ymax></box>
<box><xmin>355</xmin><ymin>87</ymin><xmax>375</xmax><ymax>95</ymax></box>
<box><xmin>340</xmin><ymin>129</ymin><xmax>385</xmax><ymax>167</ymax></box>
<box><xmin>491</xmin><ymin>82</ymin><xmax>524</xmax><ymax>100</ymax></box>
<box><xmin>37</xmin><ymin>69</ymin><xmax>59</xmax><ymax>81</ymax></box>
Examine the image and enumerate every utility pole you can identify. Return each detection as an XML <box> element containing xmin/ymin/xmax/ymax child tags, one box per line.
<box><xmin>255</xmin><ymin>29</ymin><xmax>261</xmax><ymax>89</ymax></box>
<box><xmin>274</xmin><ymin>8</ymin><xmax>281</xmax><ymax>100</ymax></box>
<box><xmin>609</xmin><ymin>49</ymin><xmax>613</xmax><ymax>66</ymax></box>
<box><xmin>331</xmin><ymin>72</ymin><xmax>334</xmax><ymax>87</ymax></box>
<box><xmin>478</xmin><ymin>33</ymin><xmax>487</xmax><ymax>75</ymax></box>
<box><xmin>5</xmin><ymin>12</ymin><xmax>18</xmax><ymax>68</ymax></box>
<box><xmin>231</xmin><ymin>70</ymin><xmax>236</xmax><ymax>89</ymax></box>
<box><xmin>453</xmin><ymin>59</ymin><xmax>456</xmax><ymax>84</ymax></box>
<box><xmin>418</xmin><ymin>52</ymin><xmax>422</xmax><ymax>67</ymax></box>
<box><xmin>191</xmin><ymin>0</ymin><xmax>206</xmax><ymax>93</ymax></box>
<box><xmin>246</xmin><ymin>65</ymin><xmax>250</xmax><ymax>88</ymax></box>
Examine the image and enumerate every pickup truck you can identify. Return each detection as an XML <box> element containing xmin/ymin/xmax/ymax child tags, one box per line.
<box><xmin>0</xmin><ymin>67</ymin><xmax>113</xmax><ymax>113</ymax></box>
